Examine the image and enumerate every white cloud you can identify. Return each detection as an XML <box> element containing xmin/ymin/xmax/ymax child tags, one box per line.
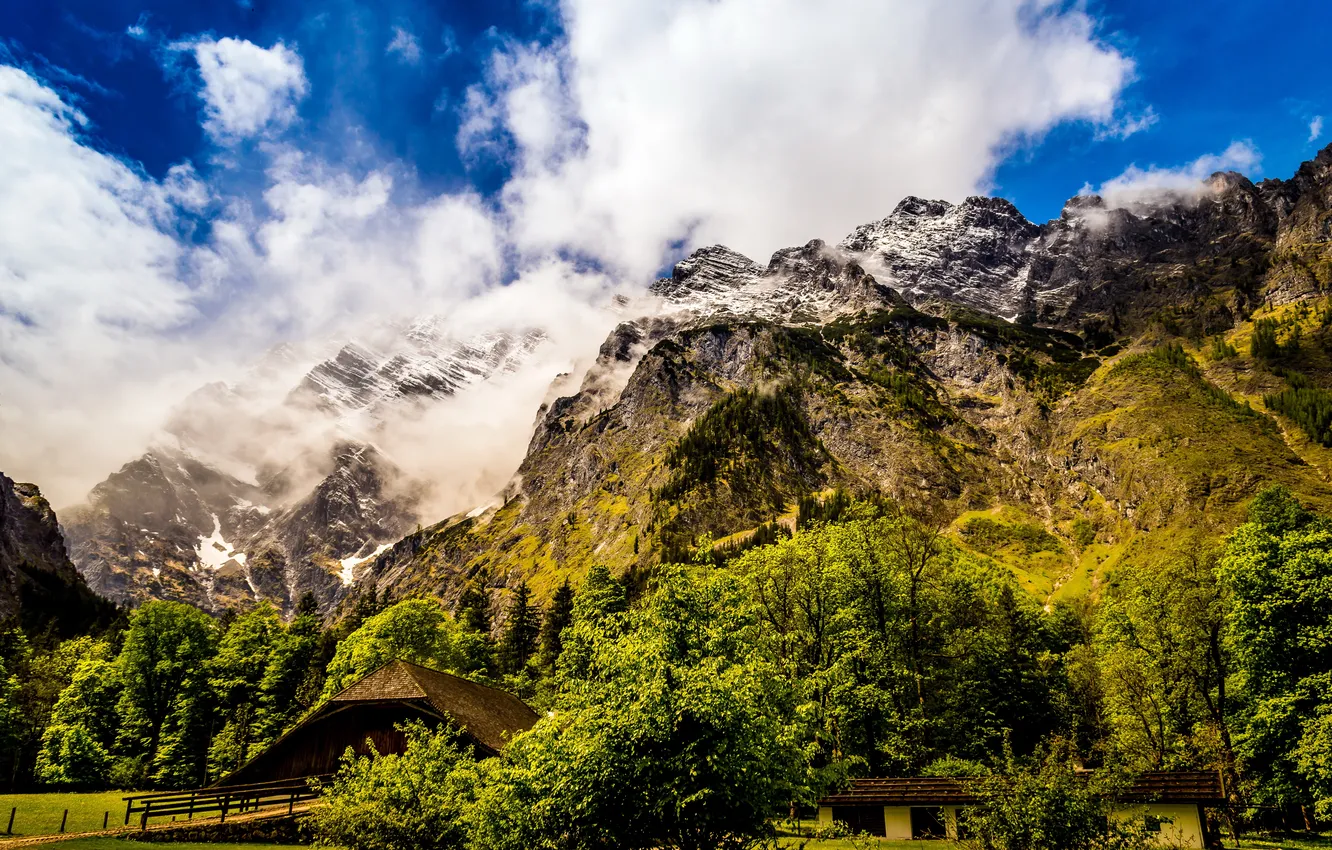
<box><xmin>387</xmin><ymin>26</ymin><xmax>422</xmax><ymax>65</ymax></box>
<box><xmin>187</xmin><ymin>37</ymin><xmax>308</xmax><ymax>141</ymax></box>
<box><xmin>461</xmin><ymin>0</ymin><xmax>1135</xmax><ymax>277</ymax></box>
<box><xmin>1094</xmin><ymin>106</ymin><xmax>1158</xmax><ymax>141</ymax></box>
<box><xmin>0</xmin><ymin>65</ymin><xmax>617</xmax><ymax>505</ymax></box>
<box><xmin>1090</xmin><ymin>140</ymin><xmax>1261</xmax><ymax>209</ymax></box>
<box><xmin>126</xmin><ymin>14</ymin><xmax>150</xmax><ymax>41</ymax></box>
<box><xmin>0</xmin><ymin>66</ymin><xmax>206</xmax><ymax>502</ymax></box>
<box><xmin>1310</xmin><ymin>115</ymin><xmax>1324</xmax><ymax>144</ymax></box>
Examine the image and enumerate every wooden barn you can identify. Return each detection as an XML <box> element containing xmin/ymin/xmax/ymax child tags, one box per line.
<box><xmin>818</xmin><ymin>771</ymin><xmax>1224</xmax><ymax>847</ymax></box>
<box><xmin>218</xmin><ymin>659</ymin><xmax>539</xmax><ymax>786</ymax></box>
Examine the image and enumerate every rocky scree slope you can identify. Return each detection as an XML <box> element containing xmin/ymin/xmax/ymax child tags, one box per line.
<box><xmin>363</xmin><ymin>146</ymin><xmax>1332</xmax><ymax>608</ymax></box>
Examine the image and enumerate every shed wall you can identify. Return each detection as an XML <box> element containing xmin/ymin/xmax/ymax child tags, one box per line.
<box><xmin>220</xmin><ymin>703</ymin><xmax>441</xmax><ymax>786</ymax></box>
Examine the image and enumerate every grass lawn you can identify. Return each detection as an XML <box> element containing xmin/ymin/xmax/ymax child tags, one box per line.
<box><xmin>25</xmin><ymin>842</ymin><xmax>303</xmax><ymax>850</ymax></box>
<box><xmin>770</xmin><ymin>836</ymin><xmax>1332</xmax><ymax>850</ymax></box>
<box><xmin>777</xmin><ymin>840</ymin><xmax>918</xmax><ymax>849</ymax></box>
<box><xmin>0</xmin><ymin>792</ymin><xmax>141</xmax><ymax>837</ymax></box>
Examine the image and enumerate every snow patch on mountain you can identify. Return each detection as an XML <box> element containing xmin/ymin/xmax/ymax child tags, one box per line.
<box><xmin>194</xmin><ymin>514</ymin><xmax>247</xmax><ymax>571</ymax></box>
<box><xmin>339</xmin><ymin>543</ymin><xmax>392</xmax><ymax>586</ymax></box>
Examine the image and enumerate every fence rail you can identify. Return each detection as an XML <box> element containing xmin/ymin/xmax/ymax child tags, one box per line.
<box><xmin>123</xmin><ymin>775</ymin><xmax>330</xmax><ymax>829</ymax></box>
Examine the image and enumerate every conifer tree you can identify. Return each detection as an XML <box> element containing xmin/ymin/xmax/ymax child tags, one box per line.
<box><xmin>456</xmin><ymin>581</ymin><xmax>493</xmax><ymax>636</ymax></box>
<box><xmin>499</xmin><ymin>583</ymin><xmax>541</xmax><ymax>675</ymax></box>
<box><xmin>537</xmin><ymin>579</ymin><xmax>576</xmax><ymax>671</ymax></box>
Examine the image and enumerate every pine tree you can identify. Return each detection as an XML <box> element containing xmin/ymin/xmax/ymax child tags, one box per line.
<box><xmin>537</xmin><ymin>579</ymin><xmax>576</xmax><ymax>670</ymax></box>
<box><xmin>499</xmin><ymin>583</ymin><xmax>541</xmax><ymax>675</ymax></box>
<box><xmin>456</xmin><ymin>581</ymin><xmax>493</xmax><ymax>636</ymax></box>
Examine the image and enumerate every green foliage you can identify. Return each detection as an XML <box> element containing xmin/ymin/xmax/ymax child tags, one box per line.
<box><xmin>797</xmin><ymin>489</ymin><xmax>853</xmax><ymax>529</ymax></box>
<box><xmin>1264</xmin><ymin>384</ymin><xmax>1332</xmax><ymax>445</ymax></box>
<box><xmin>1208</xmin><ymin>335</ymin><xmax>1239</xmax><ymax>361</ymax></box>
<box><xmin>321</xmin><ymin>598</ymin><xmax>465</xmax><ymax>699</ymax></box>
<box><xmin>35</xmin><ymin>642</ymin><xmax>119</xmax><ymax>787</ymax></box>
<box><xmin>456</xmin><ymin>581</ymin><xmax>493</xmax><ymax>636</ymax></box>
<box><xmin>255</xmin><ymin>598</ymin><xmax>326</xmax><ymax>746</ymax></box>
<box><xmin>206</xmin><ymin>604</ymin><xmax>283</xmax><ymax>779</ymax></box>
<box><xmin>760</xmin><ymin>325</ymin><xmax>854</xmax><ymax>383</ymax></box>
<box><xmin>965</xmin><ymin>740</ymin><xmax>1145</xmax><ymax>850</ymax></box>
<box><xmin>735</xmin><ymin>509</ymin><xmax>1070</xmax><ymax>776</ymax></box>
<box><xmin>498</xmin><ymin>583</ymin><xmax>541</xmax><ymax>675</ymax></box>
<box><xmin>654</xmin><ymin>383</ymin><xmax>828</xmax><ymax>561</ymax></box>
<box><xmin>309</xmin><ymin>721</ymin><xmax>479</xmax><ymax>850</ymax></box>
<box><xmin>558</xmin><ymin>565</ymin><xmax>627</xmax><ymax>681</ymax></box>
<box><xmin>1251</xmin><ymin>319</ymin><xmax>1280</xmax><ymax>361</ymax></box>
<box><xmin>112</xmin><ymin>601</ymin><xmax>217</xmax><ymax>786</ymax></box>
<box><xmin>1095</xmin><ymin>547</ymin><xmax>1237</xmax><ymax>778</ymax></box>
<box><xmin>472</xmin><ymin>567</ymin><xmax>804</xmax><ymax>850</ymax></box>
<box><xmin>536</xmin><ymin>579</ymin><xmax>575</xmax><ymax>671</ymax></box>
<box><xmin>1115</xmin><ymin>342</ymin><xmax>1265</xmax><ymax>422</ymax></box>
<box><xmin>659</xmin><ymin>385</ymin><xmax>826</xmax><ymax>505</ymax></box>
<box><xmin>863</xmin><ymin>364</ymin><xmax>953</xmax><ymax>423</ymax></box>
<box><xmin>1071</xmin><ymin>518</ymin><xmax>1097</xmax><ymax>549</ymax></box>
<box><xmin>1219</xmin><ymin>487</ymin><xmax>1332</xmax><ymax>814</ymax></box>
<box><xmin>961</xmin><ymin>517</ymin><xmax>1064</xmax><ymax>556</ymax></box>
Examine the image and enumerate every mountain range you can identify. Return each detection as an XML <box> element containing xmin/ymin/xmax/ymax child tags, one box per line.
<box><xmin>7</xmin><ymin>144</ymin><xmax>1332</xmax><ymax>622</ymax></box>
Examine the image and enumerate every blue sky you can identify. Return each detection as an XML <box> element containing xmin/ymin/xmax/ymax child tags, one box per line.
<box><xmin>4</xmin><ymin>0</ymin><xmax>1328</xmax><ymax>226</ymax></box>
<box><xmin>2</xmin><ymin>0</ymin><xmax>1331</xmax><ymax>499</ymax></box>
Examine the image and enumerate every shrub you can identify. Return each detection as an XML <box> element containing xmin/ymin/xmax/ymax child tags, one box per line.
<box><xmin>964</xmin><ymin>741</ymin><xmax>1149</xmax><ymax>850</ymax></box>
<box><xmin>309</xmin><ymin>722</ymin><xmax>479</xmax><ymax>850</ymax></box>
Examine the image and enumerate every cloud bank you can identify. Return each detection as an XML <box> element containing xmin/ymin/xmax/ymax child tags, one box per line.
<box><xmin>1089</xmin><ymin>140</ymin><xmax>1261</xmax><ymax>209</ymax></box>
<box><xmin>0</xmin><ymin>1</ymin><xmax>1141</xmax><ymax>507</ymax></box>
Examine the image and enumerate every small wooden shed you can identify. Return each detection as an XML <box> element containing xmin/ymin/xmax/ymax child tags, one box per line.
<box><xmin>218</xmin><ymin>660</ymin><xmax>539</xmax><ymax>786</ymax></box>
<box><xmin>818</xmin><ymin>771</ymin><xmax>1224</xmax><ymax>847</ymax></box>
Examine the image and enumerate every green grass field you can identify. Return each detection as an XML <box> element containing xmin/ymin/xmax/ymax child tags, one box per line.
<box><xmin>0</xmin><ymin>792</ymin><xmax>140</xmax><ymax>837</ymax></box>
<box><xmin>772</xmin><ymin>838</ymin><xmax>1330</xmax><ymax>850</ymax></box>
<box><xmin>24</xmin><ymin>841</ymin><xmax>301</xmax><ymax>850</ymax></box>
<box><xmin>777</xmin><ymin>840</ymin><xmax>917</xmax><ymax>849</ymax></box>
<box><xmin>1236</xmin><ymin>838</ymin><xmax>1332</xmax><ymax>850</ymax></box>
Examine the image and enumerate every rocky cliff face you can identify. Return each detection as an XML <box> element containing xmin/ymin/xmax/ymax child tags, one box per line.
<box><xmin>361</xmin><ymin>145</ymin><xmax>1332</xmax><ymax>609</ymax></box>
<box><xmin>0</xmin><ymin>472</ymin><xmax>111</xmax><ymax>635</ymax></box>
<box><xmin>63</xmin><ymin>322</ymin><xmax>547</xmax><ymax>615</ymax></box>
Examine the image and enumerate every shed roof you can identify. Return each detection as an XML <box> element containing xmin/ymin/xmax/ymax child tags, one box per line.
<box><xmin>326</xmin><ymin>660</ymin><xmax>539</xmax><ymax>754</ymax></box>
<box><xmin>819</xmin><ymin>771</ymin><xmax>1224</xmax><ymax>807</ymax></box>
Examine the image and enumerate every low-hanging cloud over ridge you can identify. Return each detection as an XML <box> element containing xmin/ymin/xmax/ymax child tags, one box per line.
<box><xmin>2</xmin><ymin>0</ymin><xmax>1149</xmax><ymax>506</ymax></box>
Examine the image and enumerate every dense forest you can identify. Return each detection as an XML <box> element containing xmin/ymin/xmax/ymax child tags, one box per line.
<box><xmin>3</xmin><ymin>486</ymin><xmax>1330</xmax><ymax>849</ymax></box>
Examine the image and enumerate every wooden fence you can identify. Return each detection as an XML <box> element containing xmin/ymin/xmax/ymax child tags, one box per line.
<box><xmin>122</xmin><ymin>775</ymin><xmax>330</xmax><ymax>829</ymax></box>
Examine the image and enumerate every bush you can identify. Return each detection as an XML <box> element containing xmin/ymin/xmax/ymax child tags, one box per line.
<box><xmin>964</xmin><ymin>741</ymin><xmax>1149</xmax><ymax>850</ymax></box>
<box><xmin>309</xmin><ymin>722</ymin><xmax>479</xmax><ymax>850</ymax></box>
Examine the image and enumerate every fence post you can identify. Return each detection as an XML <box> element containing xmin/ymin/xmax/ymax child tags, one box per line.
<box><xmin>289</xmin><ymin>790</ymin><xmax>296</xmax><ymax>815</ymax></box>
<box><xmin>103</xmin><ymin>811</ymin><xmax>109</xmax><ymax>830</ymax></box>
<box><xmin>140</xmin><ymin>800</ymin><xmax>150</xmax><ymax>831</ymax></box>
<box><xmin>124</xmin><ymin>800</ymin><xmax>132</xmax><ymax>826</ymax></box>
<box><xmin>220</xmin><ymin>793</ymin><xmax>229</xmax><ymax>823</ymax></box>
<box><xmin>187</xmin><ymin>793</ymin><xmax>195</xmax><ymax>820</ymax></box>
<box><xmin>60</xmin><ymin>809</ymin><xmax>67</xmax><ymax>833</ymax></box>
<box><xmin>7</xmin><ymin>806</ymin><xmax>14</xmax><ymax>835</ymax></box>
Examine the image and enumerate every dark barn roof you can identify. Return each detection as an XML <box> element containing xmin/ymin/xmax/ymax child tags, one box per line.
<box><xmin>216</xmin><ymin>660</ymin><xmax>538</xmax><ymax>787</ymax></box>
<box><xmin>819</xmin><ymin>771</ymin><xmax>1224</xmax><ymax>807</ymax></box>
<box><xmin>329</xmin><ymin>660</ymin><xmax>540</xmax><ymax>755</ymax></box>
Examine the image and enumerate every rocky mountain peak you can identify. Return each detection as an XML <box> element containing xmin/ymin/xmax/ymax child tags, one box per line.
<box><xmin>0</xmin><ymin>473</ymin><xmax>111</xmax><ymax>634</ymax></box>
